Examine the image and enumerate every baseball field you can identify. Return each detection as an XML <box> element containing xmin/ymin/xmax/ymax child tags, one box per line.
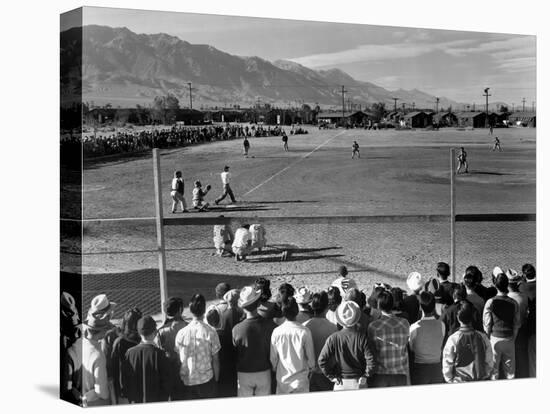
<box><xmin>70</xmin><ymin>126</ymin><xmax>536</xmax><ymax>316</ymax></box>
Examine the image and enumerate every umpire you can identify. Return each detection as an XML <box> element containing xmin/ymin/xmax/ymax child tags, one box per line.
<box><xmin>215</xmin><ymin>165</ymin><xmax>237</xmax><ymax>205</ymax></box>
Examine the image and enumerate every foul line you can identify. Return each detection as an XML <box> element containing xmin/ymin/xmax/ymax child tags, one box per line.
<box><xmin>242</xmin><ymin>131</ymin><xmax>346</xmax><ymax>197</ymax></box>
<box><xmin>61</xmin><ymin>217</ymin><xmax>155</xmax><ymax>223</ymax></box>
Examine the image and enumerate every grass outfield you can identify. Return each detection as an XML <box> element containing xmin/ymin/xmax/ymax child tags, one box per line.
<box><xmin>73</xmin><ymin>126</ymin><xmax>536</xmax><ymax>312</ymax></box>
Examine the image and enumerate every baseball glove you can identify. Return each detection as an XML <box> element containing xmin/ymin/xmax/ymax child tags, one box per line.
<box><xmin>205</xmin><ymin>184</ymin><xmax>212</xmax><ymax>191</ymax></box>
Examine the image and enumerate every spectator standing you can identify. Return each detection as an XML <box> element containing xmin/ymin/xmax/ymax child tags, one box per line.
<box><xmin>345</xmin><ymin>288</ymin><xmax>374</xmax><ymax>336</ymax></box>
<box><xmin>318</xmin><ymin>301</ymin><xmax>374</xmax><ymax>391</ymax></box>
<box><xmin>122</xmin><ymin>316</ymin><xmax>170</xmax><ymax>404</ymax></box>
<box><xmin>483</xmin><ymin>273</ymin><xmax>520</xmax><ymax>380</ymax></box>
<box><xmin>155</xmin><ymin>297</ymin><xmax>188</xmax><ymax>400</ymax></box>
<box><xmin>468</xmin><ymin>265</ymin><xmax>497</xmax><ymax>302</ymax></box>
<box><xmin>402</xmin><ymin>272</ymin><xmax>423</xmax><ymax>325</ymax></box>
<box><xmin>61</xmin><ymin>292</ymin><xmax>82</xmax><ymax>405</ymax></box>
<box><xmin>441</xmin><ymin>284</ymin><xmax>483</xmax><ymax>342</ymax></box>
<box><xmin>520</xmin><ymin>264</ymin><xmax>536</xmax><ymax>377</ymax></box>
<box><xmin>232</xmin><ymin>286</ymin><xmax>277</xmax><ymax>396</ymax></box>
<box><xmin>215</xmin><ymin>166</ymin><xmax>237</xmax><ymax>205</ymax></box>
<box><xmin>304</xmin><ymin>291</ymin><xmax>338</xmax><ymax>392</ymax></box>
<box><xmin>111</xmin><ymin>307</ymin><xmax>142</xmax><ymax>404</ymax></box>
<box><xmin>442</xmin><ymin>302</ymin><xmax>493</xmax><ymax>382</ymax></box>
<box><xmin>367</xmin><ymin>290</ymin><xmax>410</xmax><ymax>387</ymax></box>
<box><xmin>325</xmin><ymin>286</ymin><xmax>342</xmax><ymax>326</ymax></box>
<box><xmin>270</xmin><ymin>297</ymin><xmax>316</xmax><ymax>394</ymax></box>
<box><xmin>408</xmin><ymin>292</ymin><xmax>445</xmax><ymax>385</ymax></box>
<box><xmin>255</xmin><ymin>278</ymin><xmax>277</xmax><ymax>320</ymax></box>
<box><xmin>435</xmin><ymin>262</ymin><xmax>458</xmax><ymax>306</ymax></box>
<box><xmin>506</xmin><ymin>269</ymin><xmax>529</xmax><ymax>378</ymax></box>
<box><xmin>295</xmin><ymin>287</ymin><xmax>313</xmax><ymax>324</ymax></box>
<box><xmin>81</xmin><ymin>311</ymin><xmax>113</xmax><ymax>406</ymax></box>
<box><xmin>176</xmin><ymin>294</ymin><xmax>221</xmax><ymax>399</ymax></box>
<box><xmin>463</xmin><ymin>272</ymin><xmax>486</xmax><ymax>318</ymax></box>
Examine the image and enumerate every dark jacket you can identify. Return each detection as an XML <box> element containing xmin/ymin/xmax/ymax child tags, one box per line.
<box><xmin>122</xmin><ymin>343</ymin><xmax>171</xmax><ymax>403</ymax></box>
<box><xmin>441</xmin><ymin>300</ymin><xmax>483</xmax><ymax>342</ymax></box>
<box><xmin>111</xmin><ymin>334</ymin><xmax>140</xmax><ymax>400</ymax></box>
<box><xmin>318</xmin><ymin>328</ymin><xmax>374</xmax><ymax>380</ymax></box>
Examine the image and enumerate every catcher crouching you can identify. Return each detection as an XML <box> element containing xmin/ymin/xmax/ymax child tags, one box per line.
<box><xmin>192</xmin><ymin>180</ymin><xmax>211</xmax><ymax>212</ymax></box>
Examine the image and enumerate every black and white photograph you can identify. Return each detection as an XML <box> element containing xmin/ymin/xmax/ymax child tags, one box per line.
<box><xmin>57</xmin><ymin>4</ymin><xmax>540</xmax><ymax>407</ymax></box>
<box><xmin>4</xmin><ymin>1</ymin><xmax>547</xmax><ymax>413</ymax></box>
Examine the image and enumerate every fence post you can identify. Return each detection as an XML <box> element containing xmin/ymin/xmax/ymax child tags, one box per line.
<box><xmin>153</xmin><ymin>148</ymin><xmax>168</xmax><ymax>310</ymax></box>
<box><xmin>450</xmin><ymin>148</ymin><xmax>456</xmax><ymax>282</ymax></box>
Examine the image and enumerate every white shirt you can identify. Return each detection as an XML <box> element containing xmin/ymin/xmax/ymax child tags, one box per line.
<box><xmin>232</xmin><ymin>228</ymin><xmax>250</xmax><ymax>249</ymax></box>
<box><xmin>270</xmin><ymin>320</ymin><xmax>315</xmax><ymax>393</ymax></box>
<box><xmin>221</xmin><ymin>171</ymin><xmax>231</xmax><ymax>185</ymax></box>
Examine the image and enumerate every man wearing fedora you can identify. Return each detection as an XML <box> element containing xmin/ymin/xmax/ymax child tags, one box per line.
<box><xmin>408</xmin><ymin>291</ymin><xmax>445</xmax><ymax>385</ymax></box>
<box><xmin>483</xmin><ymin>273</ymin><xmax>520</xmax><ymax>380</ymax></box>
<box><xmin>232</xmin><ymin>286</ymin><xmax>277</xmax><ymax>397</ymax></box>
<box><xmin>295</xmin><ymin>287</ymin><xmax>313</xmax><ymax>324</ymax></box>
<box><xmin>80</xmin><ymin>295</ymin><xmax>117</xmax><ymax>407</ymax></box>
<box><xmin>122</xmin><ymin>316</ymin><xmax>171</xmax><ymax>403</ymax></box>
<box><xmin>270</xmin><ymin>296</ymin><xmax>316</xmax><ymax>394</ymax></box>
<box><xmin>367</xmin><ymin>290</ymin><xmax>410</xmax><ymax>388</ymax></box>
<box><xmin>318</xmin><ymin>300</ymin><xmax>374</xmax><ymax>391</ymax></box>
<box><xmin>304</xmin><ymin>291</ymin><xmax>338</xmax><ymax>392</ymax></box>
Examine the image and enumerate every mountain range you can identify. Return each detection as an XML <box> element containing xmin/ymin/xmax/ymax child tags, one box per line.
<box><xmin>61</xmin><ymin>25</ymin><xmax>487</xmax><ymax>110</ymax></box>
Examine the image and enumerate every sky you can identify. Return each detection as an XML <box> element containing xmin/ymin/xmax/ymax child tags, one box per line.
<box><xmin>63</xmin><ymin>6</ymin><xmax>536</xmax><ymax>105</ymax></box>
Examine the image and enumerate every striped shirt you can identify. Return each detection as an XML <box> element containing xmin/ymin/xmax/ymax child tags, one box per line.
<box><xmin>367</xmin><ymin>313</ymin><xmax>410</xmax><ymax>375</ymax></box>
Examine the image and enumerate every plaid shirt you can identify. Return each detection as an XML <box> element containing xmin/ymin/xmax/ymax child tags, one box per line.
<box><xmin>367</xmin><ymin>313</ymin><xmax>410</xmax><ymax>375</ymax></box>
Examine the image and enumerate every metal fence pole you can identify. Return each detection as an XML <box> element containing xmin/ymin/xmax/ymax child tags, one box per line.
<box><xmin>153</xmin><ymin>148</ymin><xmax>168</xmax><ymax>310</ymax></box>
<box><xmin>450</xmin><ymin>148</ymin><xmax>456</xmax><ymax>282</ymax></box>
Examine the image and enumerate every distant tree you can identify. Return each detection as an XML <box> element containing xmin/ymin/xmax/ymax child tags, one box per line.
<box><xmin>371</xmin><ymin>102</ymin><xmax>386</xmax><ymax>122</ymax></box>
<box><xmin>153</xmin><ymin>93</ymin><xmax>180</xmax><ymax>124</ymax></box>
<box><xmin>499</xmin><ymin>105</ymin><xmax>509</xmax><ymax>113</ymax></box>
<box><xmin>447</xmin><ymin>105</ymin><xmax>453</xmax><ymax>113</ymax></box>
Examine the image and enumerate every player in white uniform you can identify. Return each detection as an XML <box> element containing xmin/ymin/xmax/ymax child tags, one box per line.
<box><xmin>214</xmin><ymin>165</ymin><xmax>237</xmax><ymax>205</ymax></box>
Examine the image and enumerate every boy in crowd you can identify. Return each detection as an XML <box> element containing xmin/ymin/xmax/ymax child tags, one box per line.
<box><xmin>408</xmin><ymin>292</ymin><xmax>445</xmax><ymax>385</ymax></box>
<box><xmin>442</xmin><ymin>302</ymin><xmax>493</xmax><ymax>382</ymax></box>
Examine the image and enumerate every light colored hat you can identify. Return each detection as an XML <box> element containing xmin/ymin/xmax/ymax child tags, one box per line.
<box><xmin>295</xmin><ymin>287</ymin><xmax>313</xmax><ymax>304</ymax></box>
<box><xmin>335</xmin><ymin>300</ymin><xmax>361</xmax><ymax>328</ymax></box>
<box><xmin>88</xmin><ymin>294</ymin><xmax>116</xmax><ymax>318</ymax></box>
<box><xmin>223</xmin><ymin>289</ymin><xmax>240</xmax><ymax>306</ymax></box>
<box><xmin>238</xmin><ymin>286</ymin><xmax>262</xmax><ymax>308</ymax></box>
<box><xmin>506</xmin><ymin>268</ymin><xmax>521</xmax><ymax>282</ymax></box>
<box><xmin>407</xmin><ymin>272</ymin><xmax>424</xmax><ymax>292</ymax></box>
<box><xmin>492</xmin><ymin>266</ymin><xmax>504</xmax><ymax>278</ymax></box>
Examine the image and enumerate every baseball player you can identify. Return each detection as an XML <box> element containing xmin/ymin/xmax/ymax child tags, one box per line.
<box><xmin>352</xmin><ymin>141</ymin><xmax>360</xmax><ymax>159</ymax></box>
<box><xmin>192</xmin><ymin>180</ymin><xmax>211</xmax><ymax>212</ymax></box>
<box><xmin>243</xmin><ymin>137</ymin><xmax>250</xmax><ymax>157</ymax></box>
<box><xmin>214</xmin><ymin>165</ymin><xmax>237</xmax><ymax>205</ymax></box>
<box><xmin>492</xmin><ymin>136</ymin><xmax>502</xmax><ymax>152</ymax></box>
<box><xmin>170</xmin><ymin>170</ymin><xmax>188</xmax><ymax>213</ymax></box>
<box><xmin>282</xmin><ymin>131</ymin><xmax>289</xmax><ymax>151</ymax></box>
<box><xmin>456</xmin><ymin>147</ymin><xmax>469</xmax><ymax>174</ymax></box>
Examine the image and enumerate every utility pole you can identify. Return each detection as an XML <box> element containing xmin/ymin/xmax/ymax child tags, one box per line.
<box><xmin>522</xmin><ymin>98</ymin><xmax>526</xmax><ymax>112</ymax></box>
<box><xmin>435</xmin><ymin>97</ymin><xmax>440</xmax><ymax>113</ymax></box>
<box><xmin>412</xmin><ymin>102</ymin><xmax>415</xmax><ymax>111</ymax></box>
<box><xmin>187</xmin><ymin>82</ymin><xmax>193</xmax><ymax>109</ymax></box>
<box><xmin>402</xmin><ymin>102</ymin><xmax>406</xmax><ymax>111</ymax></box>
<box><xmin>483</xmin><ymin>87</ymin><xmax>491</xmax><ymax>128</ymax></box>
<box><xmin>532</xmin><ymin>101</ymin><xmax>535</xmax><ymax>112</ymax></box>
<box><xmin>341</xmin><ymin>85</ymin><xmax>347</xmax><ymax>126</ymax></box>
<box><xmin>473</xmin><ymin>103</ymin><xmax>475</xmax><ymax>112</ymax></box>
<box><xmin>512</xmin><ymin>103</ymin><xmax>515</xmax><ymax>112</ymax></box>
<box><xmin>392</xmin><ymin>97</ymin><xmax>399</xmax><ymax>112</ymax></box>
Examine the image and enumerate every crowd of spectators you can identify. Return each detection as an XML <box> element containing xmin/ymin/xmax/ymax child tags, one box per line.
<box><xmin>61</xmin><ymin>124</ymin><xmax>289</xmax><ymax>158</ymax></box>
<box><xmin>60</xmin><ymin>262</ymin><xmax>536</xmax><ymax>406</ymax></box>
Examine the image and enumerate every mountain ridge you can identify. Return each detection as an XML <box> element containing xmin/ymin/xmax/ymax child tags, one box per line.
<box><xmin>63</xmin><ymin>25</ymin><xmax>471</xmax><ymax>109</ymax></box>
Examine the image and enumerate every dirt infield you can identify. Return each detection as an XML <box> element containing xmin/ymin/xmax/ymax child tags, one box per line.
<box><xmin>69</xmin><ymin>126</ymin><xmax>536</xmax><ymax>312</ymax></box>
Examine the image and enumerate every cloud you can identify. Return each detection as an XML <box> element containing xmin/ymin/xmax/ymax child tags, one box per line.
<box><xmin>290</xmin><ymin>39</ymin><xmax>475</xmax><ymax>67</ymax></box>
